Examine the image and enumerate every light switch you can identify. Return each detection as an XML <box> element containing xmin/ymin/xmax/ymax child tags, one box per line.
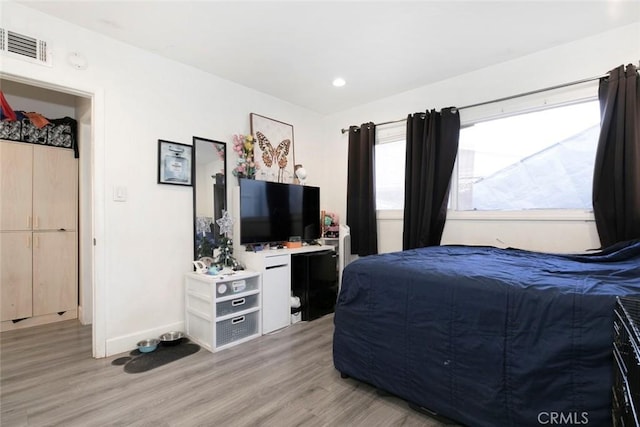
<box><xmin>113</xmin><ymin>185</ymin><xmax>127</xmax><ymax>202</ymax></box>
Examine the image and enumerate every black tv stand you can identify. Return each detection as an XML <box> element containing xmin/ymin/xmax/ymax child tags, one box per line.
<box><xmin>291</xmin><ymin>250</ymin><xmax>338</xmax><ymax>321</ymax></box>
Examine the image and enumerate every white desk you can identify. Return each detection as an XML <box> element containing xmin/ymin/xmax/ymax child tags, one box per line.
<box><xmin>237</xmin><ymin>245</ymin><xmax>334</xmax><ymax>333</ymax></box>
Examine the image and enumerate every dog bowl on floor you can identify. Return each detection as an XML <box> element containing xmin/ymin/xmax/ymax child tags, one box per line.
<box><xmin>159</xmin><ymin>331</ymin><xmax>185</xmax><ymax>346</ymax></box>
<box><xmin>137</xmin><ymin>338</ymin><xmax>160</xmax><ymax>353</ymax></box>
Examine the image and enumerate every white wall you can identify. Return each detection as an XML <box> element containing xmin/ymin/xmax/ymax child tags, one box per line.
<box><xmin>320</xmin><ymin>23</ymin><xmax>640</xmax><ymax>254</ymax></box>
<box><xmin>1</xmin><ymin>2</ymin><xmax>325</xmax><ymax>356</ymax></box>
<box><xmin>3</xmin><ymin>2</ymin><xmax>638</xmax><ymax>355</ymax></box>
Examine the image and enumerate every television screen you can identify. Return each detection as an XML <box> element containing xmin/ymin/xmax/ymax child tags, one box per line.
<box><xmin>239</xmin><ymin>178</ymin><xmax>320</xmax><ymax>244</ymax></box>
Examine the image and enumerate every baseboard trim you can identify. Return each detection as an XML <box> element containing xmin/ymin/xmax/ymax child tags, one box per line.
<box><xmin>105</xmin><ymin>320</ymin><xmax>185</xmax><ymax>357</ymax></box>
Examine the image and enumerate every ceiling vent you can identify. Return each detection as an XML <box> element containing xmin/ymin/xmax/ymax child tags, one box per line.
<box><xmin>0</xmin><ymin>28</ymin><xmax>52</xmax><ymax>66</ymax></box>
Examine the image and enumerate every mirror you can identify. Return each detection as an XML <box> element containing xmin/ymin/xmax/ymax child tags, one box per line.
<box><xmin>193</xmin><ymin>136</ymin><xmax>227</xmax><ymax>261</ymax></box>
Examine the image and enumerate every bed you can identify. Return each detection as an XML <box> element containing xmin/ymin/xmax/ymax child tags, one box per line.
<box><xmin>333</xmin><ymin>240</ymin><xmax>640</xmax><ymax>427</ymax></box>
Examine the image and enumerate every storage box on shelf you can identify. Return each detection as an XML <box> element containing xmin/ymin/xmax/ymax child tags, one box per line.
<box><xmin>0</xmin><ymin>118</ymin><xmax>76</xmax><ymax>149</ymax></box>
<box><xmin>185</xmin><ymin>271</ymin><xmax>261</xmax><ymax>352</ymax></box>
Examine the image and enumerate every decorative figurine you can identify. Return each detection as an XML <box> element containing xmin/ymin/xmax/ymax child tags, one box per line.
<box><xmin>214</xmin><ymin>210</ymin><xmax>244</xmax><ymax>270</ymax></box>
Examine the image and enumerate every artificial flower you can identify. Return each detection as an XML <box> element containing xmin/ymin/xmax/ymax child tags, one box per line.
<box><xmin>232</xmin><ymin>134</ymin><xmax>258</xmax><ymax>178</ymax></box>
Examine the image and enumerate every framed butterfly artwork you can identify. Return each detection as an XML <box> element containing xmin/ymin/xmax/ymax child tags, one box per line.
<box><xmin>250</xmin><ymin>113</ymin><xmax>296</xmax><ymax>183</ymax></box>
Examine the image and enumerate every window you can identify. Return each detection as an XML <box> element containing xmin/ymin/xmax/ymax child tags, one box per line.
<box><xmin>454</xmin><ymin>100</ymin><xmax>600</xmax><ymax>211</ymax></box>
<box><xmin>375</xmin><ymin>126</ymin><xmax>406</xmax><ymax>210</ymax></box>
<box><xmin>373</xmin><ymin>94</ymin><xmax>600</xmax><ymax>213</ymax></box>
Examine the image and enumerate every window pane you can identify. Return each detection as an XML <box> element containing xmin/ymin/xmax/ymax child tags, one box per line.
<box><xmin>456</xmin><ymin>101</ymin><xmax>600</xmax><ymax>210</ymax></box>
<box><xmin>375</xmin><ymin>140</ymin><xmax>405</xmax><ymax>210</ymax></box>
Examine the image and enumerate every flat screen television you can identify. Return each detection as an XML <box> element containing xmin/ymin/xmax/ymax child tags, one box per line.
<box><xmin>239</xmin><ymin>178</ymin><xmax>320</xmax><ymax>245</ymax></box>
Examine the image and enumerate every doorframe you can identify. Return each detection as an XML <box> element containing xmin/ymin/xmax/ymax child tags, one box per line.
<box><xmin>0</xmin><ymin>72</ymin><xmax>107</xmax><ymax>357</ymax></box>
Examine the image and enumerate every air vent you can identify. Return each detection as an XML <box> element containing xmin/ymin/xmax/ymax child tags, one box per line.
<box><xmin>0</xmin><ymin>28</ymin><xmax>52</xmax><ymax>66</ymax></box>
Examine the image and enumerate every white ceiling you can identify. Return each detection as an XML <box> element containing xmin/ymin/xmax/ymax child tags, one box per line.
<box><xmin>17</xmin><ymin>1</ymin><xmax>640</xmax><ymax>115</ymax></box>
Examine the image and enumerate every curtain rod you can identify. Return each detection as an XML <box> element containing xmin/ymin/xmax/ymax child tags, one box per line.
<box><xmin>340</xmin><ymin>73</ymin><xmax>608</xmax><ymax>134</ymax></box>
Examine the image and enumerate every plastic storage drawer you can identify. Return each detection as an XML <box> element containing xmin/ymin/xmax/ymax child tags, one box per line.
<box><xmin>216</xmin><ymin>293</ymin><xmax>259</xmax><ymax>317</ymax></box>
<box><xmin>216</xmin><ymin>310</ymin><xmax>259</xmax><ymax>347</ymax></box>
<box><xmin>215</xmin><ymin>278</ymin><xmax>258</xmax><ymax>297</ymax></box>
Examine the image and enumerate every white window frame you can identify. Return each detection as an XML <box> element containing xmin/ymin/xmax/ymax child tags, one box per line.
<box><xmin>372</xmin><ymin>80</ymin><xmax>599</xmax><ymax>223</ymax></box>
<box><xmin>448</xmin><ymin>80</ymin><xmax>600</xmax><ymax>222</ymax></box>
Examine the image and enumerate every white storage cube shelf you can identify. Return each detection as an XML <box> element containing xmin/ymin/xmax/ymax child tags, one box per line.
<box><xmin>185</xmin><ymin>271</ymin><xmax>262</xmax><ymax>352</ymax></box>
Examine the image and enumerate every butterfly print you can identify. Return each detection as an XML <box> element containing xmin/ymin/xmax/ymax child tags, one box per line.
<box><xmin>256</xmin><ymin>131</ymin><xmax>291</xmax><ymax>182</ymax></box>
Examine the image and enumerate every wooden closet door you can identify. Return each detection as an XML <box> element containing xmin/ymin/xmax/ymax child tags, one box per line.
<box><xmin>0</xmin><ymin>141</ymin><xmax>33</xmax><ymax>231</ymax></box>
<box><xmin>32</xmin><ymin>146</ymin><xmax>78</xmax><ymax>231</ymax></box>
<box><xmin>32</xmin><ymin>231</ymin><xmax>77</xmax><ymax>316</ymax></box>
<box><xmin>0</xmin><ymin>232</ymin><xmax>33</xmax><ymax>321</ymax></box>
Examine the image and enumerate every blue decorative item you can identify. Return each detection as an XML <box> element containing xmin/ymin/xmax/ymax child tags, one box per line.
<box><xmin>207</xmin><ymin>266</ymin><xmax>219</xmax><ymax>275</ymax></box>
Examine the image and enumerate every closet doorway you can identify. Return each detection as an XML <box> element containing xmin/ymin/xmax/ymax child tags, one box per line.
<box><xmin>1</xmin><ymin>76</ymin><xmax>104</xmax><ymax>357</ymax></box>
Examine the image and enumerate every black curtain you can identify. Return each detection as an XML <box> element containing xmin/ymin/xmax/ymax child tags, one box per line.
<box><xmin>403</xmin><ymin>108</ymin><xmax>460</xmax><ymax>249</ymax></box>
<box><xmin>346</xmin><ymin>123</ymin><xmax>378</xmax><ymax>256</ymax></box>
<box><xmin>593</xmin><ymin>64</ymin><xmax>640</xmax><ymax>248</ymax></box>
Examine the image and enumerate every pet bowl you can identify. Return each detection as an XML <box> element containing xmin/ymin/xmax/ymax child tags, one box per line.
<box><xmin>159</xmin><ymin>331</ymin><xmax>185</xmax><ymax>346</ymax></box>
<box><xmin>137</xmin><ymin>338</ymin><xmax>160</xmax><ymax>353</ymax></box>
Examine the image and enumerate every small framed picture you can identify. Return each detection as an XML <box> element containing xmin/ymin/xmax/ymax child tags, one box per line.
<box><xmin>158</xmin><ymin>140</ymin><xmax>193</xmax><ymax>186</ymax></box>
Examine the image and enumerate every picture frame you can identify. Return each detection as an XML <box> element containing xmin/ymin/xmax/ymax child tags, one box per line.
<box><xmin>157</xmin><ymin>140</ymin><xmax>193</xmax><ymax>186</ymax></box>
<box><xmin>250</xmin><ymin>113</ymin><xmax>295</xmax><ymax>183</ymax></box>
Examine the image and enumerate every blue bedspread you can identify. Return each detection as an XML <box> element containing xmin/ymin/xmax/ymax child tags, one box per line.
<box><xmin>333</xmin><ymin>241</ymin><xmax>640</xmax><ymax>427</ymax></box>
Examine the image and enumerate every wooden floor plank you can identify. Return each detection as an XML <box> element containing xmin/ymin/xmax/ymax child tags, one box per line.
<box><xmin>1</xmin><ymin>315</ymin><xmax>449</xmax><ymax>426</ymax></box>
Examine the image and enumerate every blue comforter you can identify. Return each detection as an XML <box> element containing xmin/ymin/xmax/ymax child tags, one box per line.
<box><xmin>333</xmin><ymin>241</ymin><xmax>640</xmax><ymax>426</ymax></box>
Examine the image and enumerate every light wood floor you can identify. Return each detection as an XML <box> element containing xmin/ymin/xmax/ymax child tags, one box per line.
<box><xmin>1</xmin><ymin>315</ymin><xmax>450</xmax><ymax>427</ymax></box>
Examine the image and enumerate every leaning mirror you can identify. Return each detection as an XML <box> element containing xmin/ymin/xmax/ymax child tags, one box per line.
<box><xmin>193</xmin><ymin>136</ymin><xmax>227</xmax><ymax>261</ymax></box>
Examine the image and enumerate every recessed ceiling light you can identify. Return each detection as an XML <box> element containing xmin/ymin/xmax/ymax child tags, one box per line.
<box><xmin>332</xmin><ymin>78</ymin><xmax>346</xmax><ymax>87</ymax></box>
